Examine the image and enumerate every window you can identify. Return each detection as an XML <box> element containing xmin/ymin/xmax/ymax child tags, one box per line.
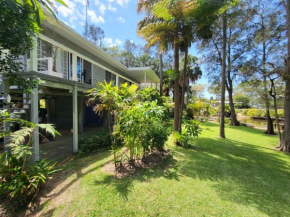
<box><xmin>106</xmin><ymin>71</ymin><xmax>111</xmax><ymax>83</ymax></box>
<box><xmin>77</xmin><ymin>57</ymin><xmax>83</xmax><ymax>82</ymax></box>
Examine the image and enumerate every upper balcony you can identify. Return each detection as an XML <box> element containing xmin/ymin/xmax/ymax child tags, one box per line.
<box><xmin>24</xmin><ymin>22</ymin><xmax>159</xmax><ymax>89</ymax></box>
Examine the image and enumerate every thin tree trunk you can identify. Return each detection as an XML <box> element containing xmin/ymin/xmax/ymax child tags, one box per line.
<box><xmin>226</xmin><ymin>27</ymin><xmax>239</xmax><ymax>126</ymax></box>
<box><xmin>279</xmin><ymin>0</ymin><xmax>290</xmax><ymax>152</ymax></box>
<box><xmin>269</xmin><ymin>79</ymin><xmax>282</xmax><ymax>143</ymax></box>
<box><xmin>178</xmin><ymin>46</ymin><xmax>188</xmax><ymax>133</ymax></box>
<box><xmin>261</xmin><ymin>17</ymin><xmax>275</xmax><ymax>135</ymax></box>
<box><xmin>173</xmin><ymin>32</ymin><xmax>180</xmax><ymax>132</ymax></box>
<box><xmin>186</xmin><ymin>87</ymin><xmax>190</xmax><ymax>105</ymax></box>
<box><xmin>159</xmin><ymin>52</ymin><xmax>163</xmax><ymax>96</ymax></box>
<box><xmin>228</xmin><ymin>88</ymin><xmax>240</xmax><ymax>126</ymax></box>
<box><xmin>220</xmin><ymin>14</ymin><xmax>227</xmax><ymax>139</ymax></box>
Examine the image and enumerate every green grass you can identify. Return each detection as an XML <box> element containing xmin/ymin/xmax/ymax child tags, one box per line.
<box><xmin>38</xmin><ymin>122</ymin><xmax>290</xmax><ymax>217</ymax></box>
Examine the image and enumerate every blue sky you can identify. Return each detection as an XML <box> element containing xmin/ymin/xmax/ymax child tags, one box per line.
<box><xmin>54</xmin><ymin>0</ymin><xmax>210</xmax><ymax>97</ymax></box>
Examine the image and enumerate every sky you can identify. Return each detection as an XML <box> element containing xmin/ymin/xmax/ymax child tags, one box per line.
<box><xmin>54</xmin><ymin>0</ymin><xmax>211</xmax><ymax>97</ymax></box>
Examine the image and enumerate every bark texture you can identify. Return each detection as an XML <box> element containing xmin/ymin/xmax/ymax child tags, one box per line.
<box><xmin>178</xmin><ymin>46</ymin><xmax>188</xmax><ymax>133</ymax></box>
<box><xmin>220</xmin><ymin>14</ymin><xmax>227</xmax><ymax>139</ymax></box>
<box><xmin>159</xmin><ymin>52</ymin><xmax>163</xmax><ymax>96</ymax></box>
<box><xmin>279</xmin><ymin>0</ymin><xmax>290</xmax><ymax>152</ymax></box>
<box><xmin>173</xmin><ymin>33</ymin><xmax>180</xmax><ymax>132</ymax></box>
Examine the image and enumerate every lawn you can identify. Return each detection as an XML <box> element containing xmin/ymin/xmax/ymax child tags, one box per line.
<box><xmin>33</xmin><ymin>122</ymin><xmax>290</xmax><ymax>217</ymax></box>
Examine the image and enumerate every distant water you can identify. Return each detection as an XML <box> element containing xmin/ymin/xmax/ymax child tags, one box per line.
<box><xmin>238</xmin><ymin>117</ymin><xmax>267</xmax><ymax>129</ymax></box>
<box><xmin>237</xmin><ymin>117</ymin><xmax>283</xmax><ymax>130</ymax></box>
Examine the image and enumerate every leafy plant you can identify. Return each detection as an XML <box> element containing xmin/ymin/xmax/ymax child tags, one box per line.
<box><xmin>0</xmin><ymin>110</ymin><xmax>60</xmax><ymax>209</ymax></box>
<box><xmin>79</xmin><ymin>132</ymin><xmax>111</xmax><ymax>154</ymax></box>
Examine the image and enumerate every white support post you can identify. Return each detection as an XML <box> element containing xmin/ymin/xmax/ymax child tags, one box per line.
<box><xmin>30</xmin><ymin>37</ymin><xmax>38</xmax><ymax>71</ymax></box>
<box><xmin>116</xmin><ymin>75</ymin><xmax>119</xmax><ymax>87</ymax></box>
<box><xmin>144</xmin><ymin>71</ymin><xmax>147</xmax><ymax>88</ymax></box>
<box><xmin>31</xmin><ymin>84</ymin><xmax>40</xmax><ymax>161</ymax></box>
<box><xmin>72</xmin><ymin>53</ymin><xmax>77</xmax><ymax>81</ymax></box>
<box><xmin>151</xmin><ymin>80</ymin><xmax>152</xmax><ymax>88</ymax></box>
<box><xmin>3</xmin><ymin>78</ymin><xmax>10</xmax><ymax>153</ymax></box>
<box><xmin>73</xmin><ymin>85</ymin><xmax>78</xmax><ymax>153</ymax></box>
<box><xmin>79</xmin><ymin>95</ymin><xmax>84</xmax><ymax>133</ymax></box>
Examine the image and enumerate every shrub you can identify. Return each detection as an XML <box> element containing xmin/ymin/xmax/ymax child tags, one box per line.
<box><xmin>0</xmin><ymin>152</ymin><xmax>57</xmax><ymax>209</ymax></box>
<box><xmin>116</xmin><ymin>101</ymin><xmax>165</xmax><ymax>162</ymax></box>
<box><xmin>79</xmin><ymin>131</ymin><xmax>111</xmax><ymax>154</ymax></box>
<box><xmin>147</xmin><ymin>122</ymin><xmax>169</xmax><ymax>151</ymax></box>
<box><xmin>217</xmin><ymin>117</ymin><xmax>231</xmax><ymax>124</ymax></box>
<box><xmin>173</xmin><ymin>120</ymin><xmax>202</xmax><ymax>148</ymax></box>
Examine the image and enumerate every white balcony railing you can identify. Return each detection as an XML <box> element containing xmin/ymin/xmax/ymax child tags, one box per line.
<box><xmin>27</xmin><ymin>57</ymin><xmax>63</xmax><ymax>78</ymax></box>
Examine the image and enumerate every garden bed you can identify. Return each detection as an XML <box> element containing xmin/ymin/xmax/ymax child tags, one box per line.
<box><xmin>102</xmin><ymin>150</ymin><xmax>171</xmax><ymax>178</ymax></box>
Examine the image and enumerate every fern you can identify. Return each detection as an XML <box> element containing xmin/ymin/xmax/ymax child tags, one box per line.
<box><xmin>38</xmin><ymin>124</ymin><xmax>61</xmax><ymax>137</ymax></box>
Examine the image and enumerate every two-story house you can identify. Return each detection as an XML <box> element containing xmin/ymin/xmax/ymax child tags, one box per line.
<box><xmin>1</xmin><ymin>19</ymin><xmax>160</xmax><ymax>161</ymax></box>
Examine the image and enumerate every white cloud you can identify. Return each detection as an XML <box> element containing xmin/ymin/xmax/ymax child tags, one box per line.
<box><xmin>58</xmin><ymin>5</ymin><xmax>74</xmax><ymax>17</ymax></box>
<box><xmin>94</xmin><ymin>0</ymin><xmax>100</xmax><ymax>5</ymax></box>
<box><xmin>74</xmin><ymin>0</ymin><xmax>86</xmax><ymax>6</ymax></box>
<box><xmin>107</xmin><ymin>4</ymin><xmax>117</xmax><ymax>11</ymax></box>
<box><xmin>104</xmin><ymin>37</ymin><xmax>113</xmax><ymax>47</ymax></box>
<box><xmin>117</xmin><ymin>16</ymin><xmax>125</xmax><ymax>23</ymax></box>
<box><xmin>106</xmin><ymin>0</ymin><xmax>129</xmax><ymax>7</ymax></box>
<box><xmin>104</xmin><ymin>38</ymin><xmax>123</xmax><ymax>47</ymax></box>
<box><xmin>99</xmin><ymin>3</ymin><xmax>106</xmax><ymax>15</ymax></box>
<box><xmin>115</xmin><ymin>39</ymin><xmax>123</xmax><ymax>46</ymax></box>
<box><xmin>88</xmin><ymin>10</ymin><xmax>105</xmax><ymax>23</ymax></box>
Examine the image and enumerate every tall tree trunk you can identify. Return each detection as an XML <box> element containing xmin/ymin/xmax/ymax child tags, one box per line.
<box><xmin>279</xmin><ymin>0</ymin><xmax>290</xmax><ymax>152</ymax></box>
<box><xmin>262</xmin><ymin>17</ymin><xmax>275</xmax><ymax>135</ymax></box>
<box><xmin>220</xmin><ymin>14</ymin><xmax>227</xmax><ymax>139</ymax></box>
<box><xmin>178</xmin><ymin>46</ymin><xmax>188</xmax><ymax>133</ymax></box>
<box><xmin>173</xmin><ymin>32</ymin><xmax>180</xmax><ymax>132</ymax></box>
<box><xmin>269</xmin><ymin>79</ymin><xmax>282</xmax><ymax>143</ymax></box>
<box><xmin>159</xmin><ymin>52</ymin><xmax>163</xmax><ymax>96</ymax></box>
<box><xmin>226</xmin><ymin>27</ymin><xmax>240</xmax><ymax>126</ymax></box>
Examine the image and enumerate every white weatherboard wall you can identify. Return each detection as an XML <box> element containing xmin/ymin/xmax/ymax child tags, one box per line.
<box><xmin>93</xmin><ymin>64</ymin><xmax>106</xmax><ymax>84</ymax></box>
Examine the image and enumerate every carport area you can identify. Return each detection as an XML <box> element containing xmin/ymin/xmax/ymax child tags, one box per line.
<box><xmin>3</xmin><ymin>72</ymin><xmax>107</xmax><ymax>161</ymax></box>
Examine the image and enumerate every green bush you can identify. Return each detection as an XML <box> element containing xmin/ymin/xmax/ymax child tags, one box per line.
<box><xmin>270</xmin><ymin>109</ymin><xmax>284</xmax><ymax>118</ymax></box>
<box><xmin>173</xmin><ymin>120</ymin><xmax>202</xmax><ymax>148</ymax></box>
<box><xmin>0</xmin><ymin>152</ymin><xmax>57</xmax><ymax>209</ymax></box>
<box><xmin>79</xmin><ymin>131</ymin><xmax>111</xmax><ymax>154</ymax></box>
<box><xmin>241</xmin><ymin>108</ymin><xmax>284</xmax><ymax>118</ymax></box>
<box><xmin>147</xmin><ymin>122</ymin><xmax>170</xmax><ymax>151</ymax></box>
<box><xmin>217</xmin><ymin>117</ymin><xmax>231</xmax><ymax>124</ymax></box>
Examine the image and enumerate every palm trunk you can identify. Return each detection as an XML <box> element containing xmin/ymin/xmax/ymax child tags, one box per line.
<box><xmin>279</xmin><ymin>0</ymin><xmax>290</xmax><ymax>152</ymax></box>
<box><xmin>178</xmin><ymin>46</ymin><xmax>188</xmax><ymax>133</ymax></box>
<box><xmin>159</xmin><ymin>52</ymin><xmax>163</xmax><ymax>96</ymax></box>
<box><xmin>173</xmin><ymin>32</ymin><xmax>180</xmax><ymax>132</ymax></box>
<box><xmin>220</xmin><ymin>13</ymin><xmax>227</xmax><ymax>139</ymax></box>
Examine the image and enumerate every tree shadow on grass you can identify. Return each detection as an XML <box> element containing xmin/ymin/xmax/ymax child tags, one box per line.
<box><xmin>21</xmin><ymin>150</ymin><xmax>112</xmax><ymax>216</ymax></box>
<box><xmin>177</xmin><ymin>136</ymin><xmax>290</xmax><ymax>216</ymax></box>
<box><xmin>94</xmin><ymin>155</ymin><xmax>179</xmax><ymax>200</ymax></box>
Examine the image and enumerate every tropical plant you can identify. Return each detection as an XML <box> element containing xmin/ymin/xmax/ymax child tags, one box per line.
<box><xmin>116</xmin><ymin>101</ymin><xmax>165</xmax><ymax>162</ymax></box>
<box><xmin>0</xmin><ymin>110</ymin><xmax>60</xmax><ymax>209</ymax></box>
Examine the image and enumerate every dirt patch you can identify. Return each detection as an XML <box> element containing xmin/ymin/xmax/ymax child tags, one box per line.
<box><xmin>102</xmin><ymin>150</ymin><xmax>171</xmax><ymax>178</ymax></box>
